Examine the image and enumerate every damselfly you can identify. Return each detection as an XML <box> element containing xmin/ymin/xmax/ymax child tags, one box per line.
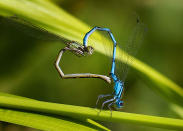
<box><xmin>83</xmin><ymin>17</ymin><xmax>146</xmax><ymax>113</ymax></box>
<box><xmin>0</xmin><ymin>15</ymin><xmax>111</xmax><ymax>83</ymax></box>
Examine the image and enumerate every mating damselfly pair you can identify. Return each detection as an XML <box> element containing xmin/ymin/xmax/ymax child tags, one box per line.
<box><xmin>55</xmin><ymin>18</ymin><xmax>146</xmax><ymax>112</ymax></box>
<box><xmin>1</xmin><ymin>15</ymin><xmax>146</xmax><ymax>113</ymax></box>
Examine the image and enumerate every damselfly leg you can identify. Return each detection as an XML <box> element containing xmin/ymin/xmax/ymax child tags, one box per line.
<box><xmin>108</xmin><ymin>101</ymin><xmax>116</xmax><ymax>116</ymax></box>
<box><xmin>96</xmin><ymin>94</ymin><xmax>112</xmax><ymax>107</ymax></box>
<box><xmin>100</xmin><ymin>98</ymin><xmax>115</xmax><ymax>116</ymax></box>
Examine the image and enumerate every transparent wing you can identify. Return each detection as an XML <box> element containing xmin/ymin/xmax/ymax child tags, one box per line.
<box><xmin>85</xmin><ymin>16</ymin><xmax>147</xmax><ymax>82</ymax></box>
<box><xmin>0</xmin><ymin>15</ymin><xmax>71</xmax><ymax>45</ymax></box>
<box><xmin>115</xmin><ymin>17</ymin><xmax>147</xmax><ymax>82</ymax></box>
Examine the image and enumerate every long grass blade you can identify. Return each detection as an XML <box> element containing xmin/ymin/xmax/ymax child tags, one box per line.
<box><xmin>0</xmin><ymin>92</ymin><xmax>183</xmax><ymax>130</ymax></box>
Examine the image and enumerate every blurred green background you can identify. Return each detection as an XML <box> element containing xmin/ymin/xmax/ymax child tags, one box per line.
<box><xmin>0</xmin><ymin>0</ymin><xmax>183</xmax><ymax>130</ymax></box>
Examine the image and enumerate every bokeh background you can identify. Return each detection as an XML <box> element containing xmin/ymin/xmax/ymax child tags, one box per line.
<box><xmin>0</xmin><ymin>0</ymin><xmax>183</xmax><ymax>130</ymax></box>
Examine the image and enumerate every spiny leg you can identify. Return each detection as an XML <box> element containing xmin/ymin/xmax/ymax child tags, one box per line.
<box><xmin>96</xmin><ymin>94</ymin><xmax>112</xmax><ymax>108</ymax></box>
<box><xmin>100</xmin><ymin>98</ymin><xmax>115</xmax><ymax>112</ymax></box>
<box><xmin>108</xmin><ymin>100</ymin><xmax>116</xmax><ymax>117</ymax></box>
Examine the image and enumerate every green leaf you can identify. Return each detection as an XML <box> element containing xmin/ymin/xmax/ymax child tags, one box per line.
<box><xmin>0</xmin><ymin>92</ymin><xmax>183</xmax><ymax>130</ymax></box>
<box><xmin>0</xmin><ymin>0</ymin><xmax>182</xmax><ymax>108</ymax></box>
<box><xmin>0</xmin><ymin>92</ymin><xmax>110</xmax><ymax>131</ymax></box>
<box><xmin>0</xmin><ymin>108</ymin><xmax>101</xmax><ymax>131</ymax></box>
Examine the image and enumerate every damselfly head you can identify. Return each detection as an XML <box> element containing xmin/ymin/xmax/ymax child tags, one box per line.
<box><xmin>84</xmin><ymin>46</ymin><xmax>94</xmax><ymax>55</ymax></box>
<box><xmin>67</xmin><ymin>41</ymin><xmax>94</xmax><ymax>56</ymax></box>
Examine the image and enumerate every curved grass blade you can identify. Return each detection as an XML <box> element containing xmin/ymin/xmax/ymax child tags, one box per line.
<box><xmin>0</xmin><ymin>93</ymin><xmax>110</xmax><ymax>131</ymax></box>
<box><xmin>0</xmin><ymin>108</ymin><xmax>101</xmax><ymax>131</ymax></box>
<box><xmin>0</xmin><ymin>15</ymin><xmax>71</xmax><ymax>44</ymax></box>
<box><xmin>0</xmin><ymin>92</ymin><xmax>183</xmax><ymax>130</ymax></box>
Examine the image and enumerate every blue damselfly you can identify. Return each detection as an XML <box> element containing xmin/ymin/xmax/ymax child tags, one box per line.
<box><xmin>83</xmin><ymin>17</ymin><xmax>146</xmax><ymax>113</ymax></box>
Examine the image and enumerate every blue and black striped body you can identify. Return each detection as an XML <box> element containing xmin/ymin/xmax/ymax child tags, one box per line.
<box><xmin>111</xmin><ymin>73</ymin><xmax>124</xmax><ymax>108</ymax></box>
